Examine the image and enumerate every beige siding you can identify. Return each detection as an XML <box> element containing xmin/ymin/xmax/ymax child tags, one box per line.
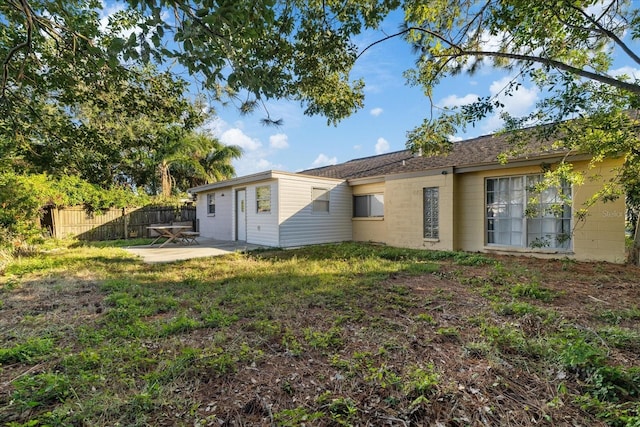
<box><xmin>352</xmin><ymin>182</ymin><xmax>387</xmax><ymax>243</ymax></box>
<box><xmin>455</xmin><ymin>159</ymin><xmax>626</xmax><ymax>263</ymax></box>
<box><xmin>571</xmin><ymin>158</ymin><xmax>626</xmax><ymax>263</ymax></box>
<box><xmin>455</xmin><ymin>172</ymin><xmax>488</xmax><ymax>252</ymax></box>
<box><xmin>278</xmin><ymin>176</ymin><xmax>352</xmax><ymax>247</ymax></box>
<box><xmin>384</xmin><ymin>174</ymin><xmax>454</xmax><ymax>251</ymax></box>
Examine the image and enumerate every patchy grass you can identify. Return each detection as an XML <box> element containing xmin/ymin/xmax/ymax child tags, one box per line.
<box><xmin>0</xmin><ymin>241</ymin><xmax>639</xmax><ymax>426</ymax></box>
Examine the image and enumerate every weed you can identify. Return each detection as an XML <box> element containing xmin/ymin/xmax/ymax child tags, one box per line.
<box><xmin>245</xmin><ymin>319</ymin><xmax>282</xmax><ymax>337</ymax></box>
<box><xmin>327</xmin><ymin>397</ymin><xmax>358</xmax><ymax>425</ymax></box>
<box><xmin>482</xmin><ymin>323</ymin><xmax>542</xmax><ymax>357</ymax></box>
<box><xmin>549</xmin><ymin>332</ymin><xmax>606</xmax><ymax>375</ymax></box>
<box><xmin>588</xmin><ymin>366</ymin><xmax>640</xmax><ymax>402</ymax></box>
<box><xmin>146</xmin><ymin>347</ymin><xmax>201</xmax><ymax>384</ymax></box>
<box><xmin>404</xmin><ymin>364</ymin><xmax>439</xmax><ymax>399</ymax></box>
<box><xmin>200</xmin><ymin>307</ymin><xmax>238</xmax><ymax>328</ymax></box>
<box><xmin>403</xmin><ymin>261</ymin><xmax>440</xmax><ymax>275</ymax></box>
<box><xmin>464</xmin><ymin>341</ymin><xmax>493</xmax><ymax>358</ymax></box>
<box><xmin>511</xmin><ymin>282</ymin><xmax>555</xmax><ymax>302</ymax></box>
<box><xmin>436</xmin><ymin>326</ymin><xmax>460</xmax><ymax>338</ymax></box>
<box><xmin>493</xmin><ymin>301</ymin><xmax>557</xmax><ymax>322</ymax></box>
<box><xmin>477</xmin><ymin>283</ymin><xmax>504</xmax><ymax>302</ymax></box>
<box><xmin>159</xmin><ymin>314</ymin><xmax>201</xmax><ymax>336</ymax></box>
<box><xmin>598</xmin><ymin>306</ymin><xmax>640</xmax><ymax>324</ymax></box>
<box><xmin>365</xmin><ymin>363</ymin><xmax>402</xmax><ymax>389</ymax></box>
<box><xmin>561</xmin><ymin>257</ymin><xmax>576</xmax><ymax>271</ymax></box>
<box><xmin>274</xmin><ymin>407</ymin><xmax>324</xmax><ymax>425</ymax></box>
<box><xmin>599</xmin><ymin>326</ymin><xmax>640</xmax><ymax>351</ymax></box>
<box><xmin>282</xmin><ymin>330</ymin><xmax>303</xmax><ymax>356</ymax></box>
<box><xmin>202</xmin><ymin>351</ymin><xmax>237</xmax><ymax>375</ymax></box>
<box><xmin>304</xmin><ymin>327</ymin><xmax>344</xmax><ymax>350</ymax></box>
<box><xmin>12</xmin><ymin>372</ymin><xmax>71</xmax><ymax>410</ymax></box>
<box><xmin>454</xmin><ymin>253</ymin><xmax>494</xmax><ymax>266</ymax></box>
<box><xmin>238</xmin><ymin>342</ymin><xmax>264</xmax><ymax>364</ymax></box>
<box><xmin>577</xmin><ymin>395</ymin><xmax>640</xmax><ymax>426</ymax></box>
<box><xmin>2</xmin><ymin>241</ymin><xmax>639</xmax><ymax>426</ymax></box>
<box><xmin>329</xmin><ymin>354</ymin><xmax>351</xmax><ymax>371</ymax></box>
<box><xmin>415</xmin><ymin>313</ymin><xmax>437</xmax><ymax>324</ymax></box>
<box><xmin>0</xmin><ymin>337</ymin><xmax>54</xmax><ymax>364</ymax></box>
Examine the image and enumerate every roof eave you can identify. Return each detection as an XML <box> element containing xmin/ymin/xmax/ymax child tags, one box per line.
<box><xmin>188</xmin><ymin>169</ymin><xmax>348</xmax><ymax>194</ymax></box>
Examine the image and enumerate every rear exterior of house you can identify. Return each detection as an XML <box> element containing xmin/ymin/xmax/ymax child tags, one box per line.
<box><xmin>190</xmin><ymin>133</ymin><xmax>628</xmax><ymax>263</ymax></box>
<box><xmin>348</xmin><ymin>157</ymin><xmax>625</xmax><ymax>263</ymax></box>
<box><xmin>191</xmin><ymin>171</ymin><xmax>352</xmax><ymax>248</ymax></box>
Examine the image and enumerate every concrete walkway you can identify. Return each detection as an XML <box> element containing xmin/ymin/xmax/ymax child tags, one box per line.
<box><xmin>124</xmin><ymin>238</ymin><xmax>264</xmax><ymax>263</ymax></box>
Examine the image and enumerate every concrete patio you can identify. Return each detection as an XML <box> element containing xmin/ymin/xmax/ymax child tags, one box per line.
<box><xmin>124</xmin><ymin>238</ymin><xmax>264</xmax><ymax>263</ymax></box>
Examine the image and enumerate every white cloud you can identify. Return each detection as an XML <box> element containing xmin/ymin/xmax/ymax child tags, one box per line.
<box><xmin>220</xmin><ymin>128</ymin><xmax>262</xmax><ymax>151</ymax></box>
<box><xmin>439</xmin><ymin>93</ymin><xmax>480</xmax><ymax>108</ymax></box>
<box><xmin>611</xmin><ymin>66</ymin><xmax>640</xmax><ymax>80</ymax></box>
<box><xmin>353</xmin><ymin>144</ymin><xmax>362</xmax><ymax>150</ymax></box>
<box><xmin>370</xmin><ymin>107</ymin><xmax>384</xmax><ymax>117</ymax></box>
<box><xmin>202</xmin><ymin>116</ymin><xmax>225</xmax><ymax>135</ymax></box>
<box><xmin>269</xmin><ymin>133</ymin><xmax>289</xmax><ymax>149</ymax></box>
<box><xmin>375</xmin><ymin>137</ymin><xmax>390</xmax><ymax>154</ymax></box>
<box><xmin>491</xmin><ymin>76</ymin><xmax>538</xmax><ymax>115</ymax></box>
<box><xmin>480</xmin><ymin>76</ymin><xmax>539</xmax><ymax>133</ymax></box>
<box><xmin>311</xmin><ymin>154</ymin><xmax>338</xmax><ymax>168</ymax></box>
<box><xmin>206</xmin><ymin>117</ymin><xmax>287</xmax><ymax>176</ymax></box>
<box><xmin>233</xmin><ymin>157</ymin><xmax>283</xmax><ymax>177</ymax></box>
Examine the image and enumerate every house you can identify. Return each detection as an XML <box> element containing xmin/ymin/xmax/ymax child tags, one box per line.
<box><xmin>188</xmin><ymin>131</ymin><xmax>627</xmax><ymax>263</ymax></box>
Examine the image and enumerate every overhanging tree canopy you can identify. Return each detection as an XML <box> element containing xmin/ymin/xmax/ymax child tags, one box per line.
<box><xmin>3</xmin><ymin>1</ymin><xmax>640</xmax><ymax>218</ymax></box>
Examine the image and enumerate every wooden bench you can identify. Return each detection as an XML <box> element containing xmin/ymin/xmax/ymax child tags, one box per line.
<box><xmin>179</xmin><ymin>231</ymin><xmax>200</xmax><ymax>245</ymax></box>
<box><xmin>171</xmin><ymin>221</ymin><xmax>200</xmax><ymax>245</ymax></box>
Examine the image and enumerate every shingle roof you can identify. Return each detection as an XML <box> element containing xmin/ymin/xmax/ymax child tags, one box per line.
<box><xmin>299</xmin><ymin>131</ymin><xmax>565</xmax><ymax>180</ymax></box>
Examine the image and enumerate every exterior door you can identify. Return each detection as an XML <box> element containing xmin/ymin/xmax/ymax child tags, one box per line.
<box><xmin>236</xmin><ymin>189</ymin><xmax>247</xmax><ymax>241</ymax></box>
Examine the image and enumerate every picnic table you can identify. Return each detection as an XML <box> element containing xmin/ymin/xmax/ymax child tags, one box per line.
<box><xmin>147</xmin><ymin>225</ymin><xmax>193</xmax><ymax>248</ymax></box>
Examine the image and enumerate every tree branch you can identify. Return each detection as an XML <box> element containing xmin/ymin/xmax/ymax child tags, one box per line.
<box><xmin>569</xmin><ymin>4</ymin><xmax>640</xmax><ymax>66</ymax></box>
<box><xmin>400</xmin><ymin>26</ymin><xmax>640</xmax><ymax>95</ymax></box>
<box><xmin>356</xmin><ymin>27</ymin><xmax>413</xmax><ymax>59</ymax></box>
<box><xmin>2</xmin><ymin>0</ymin><xmax>34</xmax><ymax>100</ymax></box>
<box><xmin>441</xmin><ymin>48</ymin><xmax>640</xmax><ymax>94</ymax></box>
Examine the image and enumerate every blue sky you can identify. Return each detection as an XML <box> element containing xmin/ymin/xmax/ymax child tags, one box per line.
<box><xmin>210</xmin><ymin>15</ymin><xmax>481</xmax><ymax>176</ymax></box>
<box><xmin>101</xmin><ymin>3</ymin><xmax>640</xmax><ymax>178</ymax></box>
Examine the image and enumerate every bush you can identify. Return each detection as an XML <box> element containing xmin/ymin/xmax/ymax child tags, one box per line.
<box><xmin>0</xmin><ymin>172</ymin><xmax>150</xmax><ymax>250</ymax></box>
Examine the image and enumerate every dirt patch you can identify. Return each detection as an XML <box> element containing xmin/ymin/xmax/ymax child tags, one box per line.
<box><xmin>181</xmin><ymin>259</ymin><xmax>639</xmax><ymax>425</ymax></box>
<box><xmin>1</xmin><ymin>253</ymin><xmax>639</xmax><ymax>426</ymax></box>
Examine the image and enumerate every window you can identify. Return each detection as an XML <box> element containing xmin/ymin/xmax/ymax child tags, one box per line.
<box><xmin>256</xmin><ymin>185</ymin><xmax>271</xmax><ymax>213</ymax></box>
<box><xmin>312</xmin><ymin>187</ymin><xmax>330</xmax><ymax>213</ymax></box>
<box><xmin>353</xmin><ymin>194</ymin><xmax>384</xmax><ymax>217</ymax></box>
<box><xmin>207</xmin><ymin>193</ymin><xmax>215</xmax><ymax>215</ymax></box>
<box><xmin>486</xmin><ymin>175</ymin><xmax>572</xmax><ymax>249</ymax></box>
<box><xmin>423</xmin><ymin>187</ymin><xmax>439</xmax><ymax>239</ymax></box>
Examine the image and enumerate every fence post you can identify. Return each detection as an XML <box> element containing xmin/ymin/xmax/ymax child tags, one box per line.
<box><xmin>123</xmin><ymin>207</ymin><xmax>128</xmax><ymax>240</ymax></box>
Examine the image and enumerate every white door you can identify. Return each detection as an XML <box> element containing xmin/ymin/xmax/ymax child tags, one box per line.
<box><xmin>236</xmin><ymin>189</ymin><xmax>247</xmax><ymax>241</ymax></box>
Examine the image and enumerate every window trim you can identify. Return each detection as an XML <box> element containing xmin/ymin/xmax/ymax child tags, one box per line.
<box><xmin>353</xmin><ymin>194</ymin><xmax>384</xmax><ymax>218</ymax></box>
<box><xmin>256</xmin><ymin>185</ymin><xmax>271</xmax><ymax>213</ymax></box>
<box><xmin>423</xmin><ymin>187</ymin><xmax>439</xmax><ymax>240</ymax></box>
<box><xmin>312</xmin><ymin>187</ymin><xmax>330</xmax><ymax>214</ymax></box>
<box><xmin>485</xmin><ymin>174</ymin><xmax>572</xmax><ymax>251</ymax></box>
<box><xmin>207</xmin><ymin>193</ymin><xmax>216</xmax><ymax>216</ymax></box>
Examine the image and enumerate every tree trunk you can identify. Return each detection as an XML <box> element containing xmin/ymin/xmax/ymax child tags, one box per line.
<box><xmin>633</xmin><ymin>214</ymin><xmax>640</xmax><ymax>265</ymax></box>
<box><xmin>160</xmin><ymin>161</ymin><xmax>171</xmax><ymax>198</ymax></box>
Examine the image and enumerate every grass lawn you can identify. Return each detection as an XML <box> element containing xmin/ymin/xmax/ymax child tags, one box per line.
<box><xmin>1</xmin><ymin>241</ymin><xmax>639</xmax><ymax>426</ymax></box>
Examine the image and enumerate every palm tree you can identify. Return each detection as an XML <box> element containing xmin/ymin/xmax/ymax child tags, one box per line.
<box><xmin>163</xmin><ymin>132</ymin><xmax>243</xmax><ymax>195</ymax></box>
<box><xmin>194</xmin><ymin>138</ymin><xmax>243</xmax><ymax>185</ymax></box>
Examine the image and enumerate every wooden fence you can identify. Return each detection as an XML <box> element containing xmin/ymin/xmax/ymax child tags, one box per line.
<box><xmin>42</xmin><ymin>206</ymin><xmax>196</xmax><ymax>241</ymax></box>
